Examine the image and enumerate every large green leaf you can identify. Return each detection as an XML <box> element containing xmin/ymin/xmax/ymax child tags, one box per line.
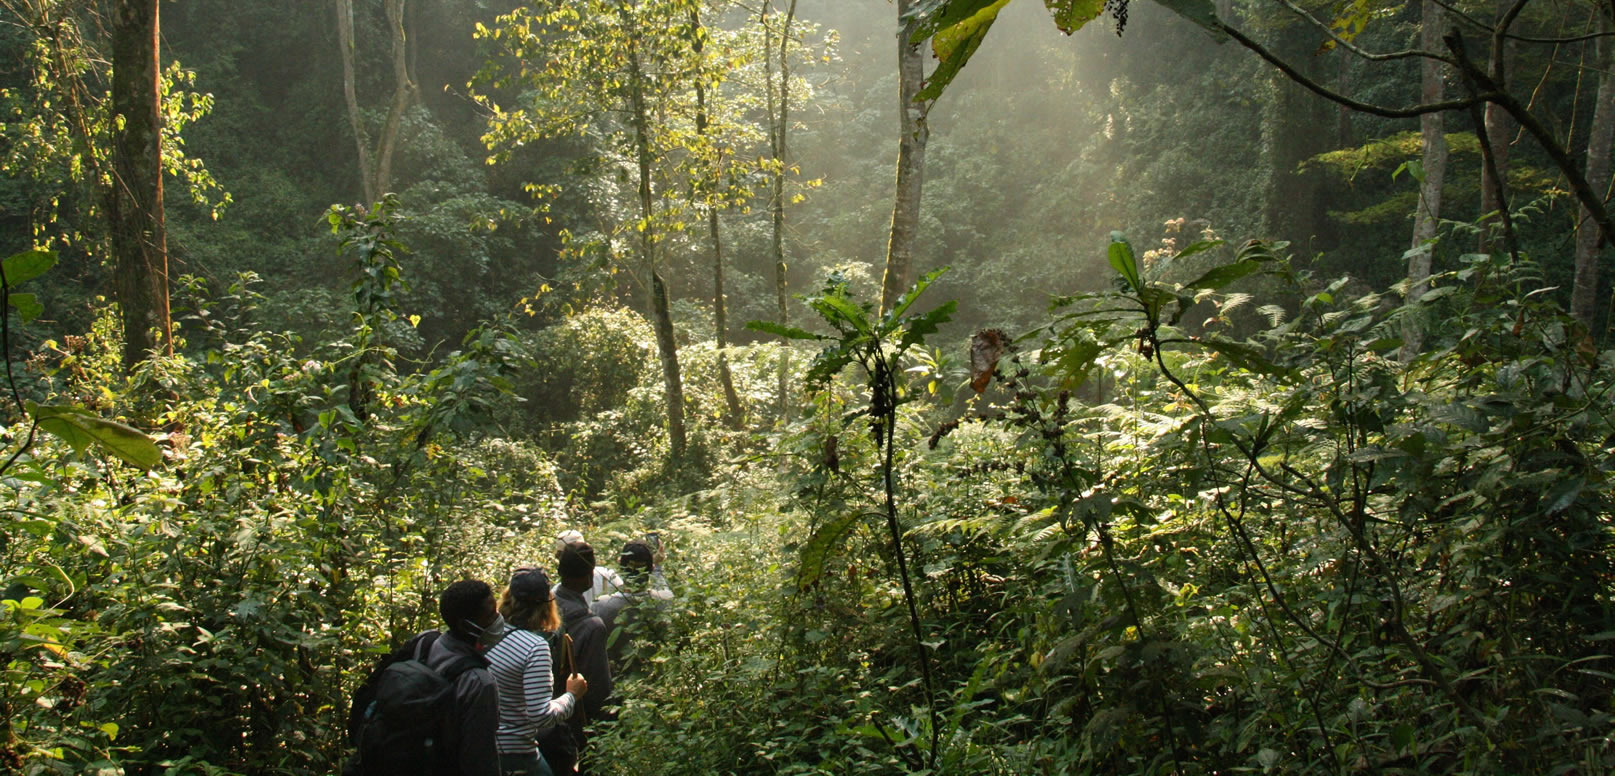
<box><xmin>804</xmin><ymin>344</ymin><xmax>856</xmax><ymax>388</ymax></box>
<box><xmin>906</xmin><ymin>0</ymin><xmax>1006</xmax><ymax>42</ymax></box>
<box><xmin>1044</xmin><ymin>0</ymin><xmax>1105</xmax><ymax>33</ymax></box>
<box><xmin>1183</xmin><ymin>260</ymin><xmax>1260</xmax><ymax>291</ymax></box>
<box><xmin>1198</xmin><ymin>338</ymin><xmax>1291</xmax><ymax>380</ymax></box>
<box><xmin>27</xmin><ymin>402</ymin><xmax>163</xmax><ymax>470</ymax></box>
<box><xmin>7</xmin><ymin>293</ymin><xmax>42</xmax><ymax>323</ymax></box>
<box><xmin>898</xmin><ymin>300</ymin><xmax>958</xmax><ymax>351</ymax></box>
<box><xmin>812</xmin><ymin>292</ymin><xmax>873</xmax><ymax>335</ymax></box>
<box><xmin>796</xmin><ymin>511</ymin><xmax>863</xmax><ymax>590</ymax></box>
<box><xmin>2</xmin><ymin>250</ymin><xmax>56</xmax><ymax>288</ymax></box>
<box><xmin>1108</xmin><ymin>232</ymin><xmax>1142</xmax><ymax>292</ymax></box>
<box><xmin>885</xmin><ymin>266</ymin><xmax>952</xmax><ymax>326</ymax></box>
<box><xmin>915</xmin><ymin>0</ymin><xmax>1012</xmax><ymax>102</ymax></box>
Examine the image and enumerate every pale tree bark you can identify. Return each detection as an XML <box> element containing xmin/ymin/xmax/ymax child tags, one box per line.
<box><xmin>373</xmin><ymin>0</ymin><xmax>415</xmax><ymax>198</ymax></box>
<box><xmin>1403</xmin><ymin>0</ymin><xmax>1449</xmax><ymax>360</ymax></box>
<box><xmin>335</xmin><ymin>0</ymin><xmax>374</xmax><ymax>203</ymax></box>
<box><xmin>627</xmin><ymin>19</ymin><xmax>687</xmax><ymax>457</ymax></box>
<box><xmin>111</xmin><ymin>0</ymin><xmax>170</xmax><ymax>369</ymax></box>
<box><xmin>881</xmin><ymin>0</ymin><xmax>929</xmax><ymax>313</ymax></box>
<box><xmin>692</xmin><ymin>7</ymin><xmax>743</xmax><ymax>427</ymax></box>
<box><xmin>1478</xmin><ymin>0</ymin><xmax>1513</xmax><ymax>255</ymax></box>
<box><xmin>1573</xmin><ymin>21</ymin><xmax>1614</xmax><ymax>327</ymax></box>
<box><xmin>763</xmin><ymin>0</ymin><xmax>797</xmax><ymax>420</ymax></box>
<box><xmin>335</xmin><ymin>0</ymin><xmax>417</xmax><ymax>204</ymax></box>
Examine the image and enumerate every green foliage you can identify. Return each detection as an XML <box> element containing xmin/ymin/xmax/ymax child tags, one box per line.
<box><xmin>0</xmin><ymin>211</ymin><xmax>538</xmax><ymax>774</ymax></box>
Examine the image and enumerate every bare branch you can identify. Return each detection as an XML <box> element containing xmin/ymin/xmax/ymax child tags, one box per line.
<box><xmin>1447</xmin><ymin>31</ymin><xmax>1615</xmax><ymax>245</ymax></box>
<box><xmin>1274</xmin><ymin>0</ymin><xmax>1445</xmax><ymax>62</ymax></box>
<box><xmin>1214</xmin><ymin>20</ymin><xmax>1489</xmax><ymax>118</ymax></box>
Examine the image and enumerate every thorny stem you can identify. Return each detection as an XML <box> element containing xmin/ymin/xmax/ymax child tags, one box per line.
<box><xmin>871</xmin><ymin>348</ymin><xmax>940</xmax><ymax>769</ymax></box>
<box><xmin>1</xmin><ymin>245</ymin><xmax>38</xmax><ymax>477</ymax></box>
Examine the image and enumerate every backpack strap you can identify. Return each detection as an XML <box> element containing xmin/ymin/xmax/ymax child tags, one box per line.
<box><xmin>437</xmin><ymin>655</ymin><xmax>482</xmax><ymax>682</ymax></box>
<box><xmin>409</xmin><ymin>630</ymin><xmax>441</xmax><ymax>662</ymax></box>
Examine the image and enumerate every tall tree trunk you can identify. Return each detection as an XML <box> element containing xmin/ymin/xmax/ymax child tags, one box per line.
<box><xmin>1574</xmin><ymin>22</ymin><xmax>1615</xmax><ymax>328</ymax></box>
<box><xmin>335</xmin><ymin>0</ymin><xmax>375</xmax><ymax>203</ymax></box>
<box><xmin>881</xmin><ymin>0</ymin><xmax>928</xmax><ymax>313</ymax></box>
<box><xmin>1336</xmin><ymin>50</ymin><xmax>1353</xmax><ymax>148</ymax></box>
<box><xmin>692</xmin><ymin>7</ymin><xmax>743</xmax><ymax>427</ymax></box>
<box><xmin>627</xmin><ymin>26</ymin><xmax>687</xmax><ymax>457</ymax></box>
<box><xmin>1478</xmin><ymin>0</ymin><xmax>1513</xmax><ymax>255</ymax></box>
<box><xmin>111</xmin><ymin>0</ymin><xmax>170</xmax><ymax>369</ymax></box>
<box><xmin>335</xmin><ymin>0</ymin><xmax>416</xmax><ymax>204</ymax></box>
<box><xmin>763</xmin><ymin>1</ymin><xmax>797</xmax><ymax>421</ymax></box>
<box><xmin>1260</xmin><ymin>32</ymin><xmax>1329</xmax><ymax>241</ymax></box>
<box><xmin>373</xmin><ymin>0</ymin><xmax>416</xmax><ymax>199</ymax></box>
<box><xmin>1404</xmin><ymin>0</ymin><xmax>1449</xmax><ymax>359</ymax></box>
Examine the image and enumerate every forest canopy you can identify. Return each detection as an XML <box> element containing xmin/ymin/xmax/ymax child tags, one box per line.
<box><xmin>2</xmin><ymin>0</ymin><xmax>1615</xmax><ymax>774</ymax></box>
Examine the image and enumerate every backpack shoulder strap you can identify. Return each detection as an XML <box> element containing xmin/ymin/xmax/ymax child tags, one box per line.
<box><xmin>437</xmin><ymin>655</ymin><xmax>482</xmax><ymax>682</ymax></box>
<box><xmin>409</xmin><ymin>630</ymin><xmax>441</xmax><ymax>662</ymax></box>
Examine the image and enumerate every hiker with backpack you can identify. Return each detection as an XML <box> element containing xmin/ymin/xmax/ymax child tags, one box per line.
<box><xmin>538</xmin><ymin>541</ymin><xmax>613</xmax><ymax>775</ymax></box>
<box><xmin>552</xmin><ymin>529</ymin><xmax>624</xmax><ymax>606</ymax></box>
<box><xmin>486</xmin><ymin>567</ymin><xmax>589</xmax><ymax>776</ymax></box>
<box><xmin>591</xmin><ymin>539</ymin><xmax>674</xmax><ymax>677</ymax></box>
<box><xmin>347</xmin><ymin>579</ymin><xmax>504</xmax><ymax>776</ymax></box>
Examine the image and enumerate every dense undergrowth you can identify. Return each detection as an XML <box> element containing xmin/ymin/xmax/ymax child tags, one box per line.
<box><xmin>3</xmin><ymin>213</ymin><xmax>1614</xmax><ymax>775</ymax></box>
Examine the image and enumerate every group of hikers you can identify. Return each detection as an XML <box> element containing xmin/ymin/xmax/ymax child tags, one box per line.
<box><xmin>346</xmin><ymin>531</ymin><xmax>673</xmax><ymax>776</ymax></box>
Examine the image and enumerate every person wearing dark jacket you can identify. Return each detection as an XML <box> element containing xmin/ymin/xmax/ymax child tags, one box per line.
<box><xmin>430</xmin><ymin>579</ymin><xmax>504</xmax><ymax>776</ymax></box>
<box><xmin>539</xmin><ymin>542</ymin><xmax>613</xmax><ymax>775</ymax></box>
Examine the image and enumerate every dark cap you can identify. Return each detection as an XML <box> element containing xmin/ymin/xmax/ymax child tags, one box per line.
<box><xmin>619</xmin><ymin>541</ymin><xmax>654</xmax><ymax>569</ymax></box>
<box><xmin>508</xmin><ymin>567</ymin><xmax>552</xmax><ymax>602</ymax></box>
<box><xmin>557</xmin><ymin>541</ymin><xmax>595</xmax><ymax>580</ymax></box>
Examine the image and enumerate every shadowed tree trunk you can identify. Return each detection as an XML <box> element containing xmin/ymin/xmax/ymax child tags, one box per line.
<box><xmin>1573</xmin><ymin>21</ymin><xmax>1614</xmax><ymax>327</ymax></box>
<box><xmin>1478</xmin><ymin>0</ymin><xmax>1513</xmax><ymax>255</ymax></box>
<box><xmin>1404</xmin><ymin>0</ymin><xmax>1449</xmax><ymax>359</ymax></box>
<box><xmin>1259</xmin><ymin>29</ymin><xmax>1329</xmax><ymax>242</ymax></box>
<box><xmin>626</xmin><ymin>14</ymin><xmax>686</xmax><ymax>457</ymax></box>
<box><xmin>692</xmin><ymin>6</ymin><xmax>743</xmax><ymax>427</ymax></box>
<box><xmin>763</xmin><ymin>0</ymin><xmax>797</xmax><ymax>421</ymax></box>
<box><xmin>881</xmin><ymin>0</ymin><xmax>928</xmax><ymax>313</ymax></box>
<box><xmin>111</xmin><ymin>0</ymin><xmax>170</xmax><ymax>369</ymax></box>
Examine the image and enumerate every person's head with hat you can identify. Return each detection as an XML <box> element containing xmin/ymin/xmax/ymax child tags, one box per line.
<box><xmin>553</xmin><ymin>529</ymin><xmax>585</xmax><ymax>558</ymax></box>
<box><xmin>556</xmin><ymin>540</ymin><xmax>596</xmax><ymax>594</ymax></box>
<box><xmin>499</xmin><ymin>566</ymin><xmax>560</xmax><ymax>633</ymax></box>
<box><xmin>618</xmin><ymin>540</ymin><xmax>655</xmax><ymax>584</ymax></box>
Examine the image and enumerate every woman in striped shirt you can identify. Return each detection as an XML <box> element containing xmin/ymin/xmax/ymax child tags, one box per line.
<box><xmin>488</xmin><ymin>567</ymin><xmax>589</xmax><ymax>776</ymax></box>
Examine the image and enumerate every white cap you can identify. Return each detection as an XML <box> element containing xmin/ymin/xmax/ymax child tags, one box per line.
<box><xmin>554</xmin><ymin>529</ymin><xmax>585</xmax><ymax>554</ymax></box>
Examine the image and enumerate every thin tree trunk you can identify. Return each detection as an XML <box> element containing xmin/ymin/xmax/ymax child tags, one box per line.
<box><xmin>1404</xmin><ymin>0</ymin><xmax>1449</xmax><ymax>360</ymax></box>
<box><xmin>763</xmin><ymin>0</ymin><xmax>797</xmax><ymax>421</ymax></box>
<box><xmin>336</xmin><ymin>0</ymin><xmax>415</xmax><ymax>204</ymax></box>
<box><xmin>627</xmin><ymin>22</ymin><xmax>687</xmax><ymax>457</ymax></box>
<box><xmin>335</xmin><ymin>0</ymin><xmax>375</xmax><ymax>204</ymax></box>
<box><xmin>372</xmin><ymin>0</ymin><xmax>416</xmax><ymax>199</ymax></box>
<box><xmin>1260</xmin><ymin>33</ymin><xmax>1328</xmax><ymax>241</ymax></box>
<box><xmin>692</xmin><ymin>7</ymin><xmax>743</xmax><ymax>427</ymax></box>
<box><xmin>1336</xmin><ymin>50</ymin><xmax>1353</xmax><ymax>148</ymax></box>
<box><xmin>1478</xmin><ymin>0</ymin><xmax>1513</xmax><ymax>255</ymax></box>
<box><xmin>1574</xmin><ymin>23</ymin><xmax>1614</xmax><ymax>327</ymax></box>
<box><xmin>881</xmin><ymin>0</ymin><xmax>928</xmax><ymax>313</ymax></box>
<box><xmin>708</xmin><ymin>205</ymin><xmax>744</xmax><ymax>427</ymax></box>
<box><xmin>111</xmin><ymin>0</ymin><xmax>170</xmax><ymax>369</ymax></box>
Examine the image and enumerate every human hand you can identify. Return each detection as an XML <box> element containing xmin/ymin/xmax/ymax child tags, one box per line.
<box><xmin>566</xmin><ymin>673</ymin><xmax>589</xmax><ymax>697</ymax></box>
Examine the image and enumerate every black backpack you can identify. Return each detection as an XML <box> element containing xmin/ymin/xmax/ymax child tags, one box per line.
<box><xmin>347</xmin><ymin>631</ymin><xmax>482</xmax><ymax>776</ymax></box>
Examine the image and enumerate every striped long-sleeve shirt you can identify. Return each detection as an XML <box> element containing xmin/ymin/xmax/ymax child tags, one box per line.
<box><xmin>485</xmin><ymin>628</ymin><xmax>576</xmax><ymax>754</ymax></box>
